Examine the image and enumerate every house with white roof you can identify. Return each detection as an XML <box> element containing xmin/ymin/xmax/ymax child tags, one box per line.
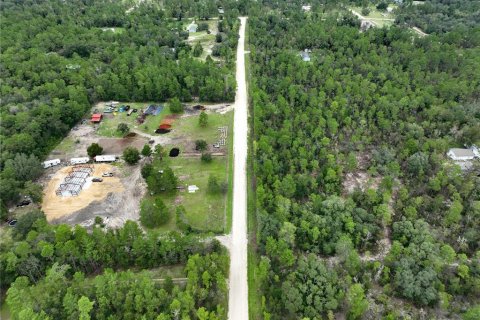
<box><xmin>447</xmin><ymin>146</ymin><xmax>479</xmax><ymax>161</ymax></box>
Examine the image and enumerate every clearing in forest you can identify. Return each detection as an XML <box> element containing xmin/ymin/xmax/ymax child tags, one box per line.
<box><xmin>41</xmin><ymin>164</ymin><xmax>124</xmax><ymax>221</ymax></box>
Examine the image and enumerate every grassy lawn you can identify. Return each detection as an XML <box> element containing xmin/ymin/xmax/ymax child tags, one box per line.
<box><xmin>142</xmin><ymin>110</ymin><xmax>233</xmax><ymax>234</ymax></box>
<box><xmin>371</xmin><ymin>19</ymin><xmax>394</xmax><ymax>28</ymax></box>
<box><xmin>351</xmin><ymin>6</ymin><xmax>395</xmax><ymax>19</ymax></box>
<box><xmin>96</xmin><ymin>102</ymin><xmax>172</xmax><ymax>137</ymax></box>
<box><xmin>169</xmin><ymin>111</ymin><xmax>233</xmax><ymax>150</ymax></box>
<box><xmin>158</xmin><ymin>156</ymin><xmax>228</xmax><ymax>233</ymax></box>
<box><xmin>52</xmin><ymin>136</ymin><xmax>76</xmax><ymax>153</ymax></box>
<box><xmin>1</xmin><ymin>299</ymin><xmax>10</xmax><ymax>320</ymax></box>
<box><xmin>146</xmin><ymin>265</ymin><xmax>185</xmax><ymax>279</ymax></box>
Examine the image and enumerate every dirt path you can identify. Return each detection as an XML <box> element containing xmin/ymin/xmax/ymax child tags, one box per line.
<box><xmin>228</xmin><ymin>17</ymin><xmax>249</xmax><ymax>320</ymax></box>
<box><xmin>412</xmin><ymin>26</ymin><xmax>428</xmax><ymax>37</ymax></box>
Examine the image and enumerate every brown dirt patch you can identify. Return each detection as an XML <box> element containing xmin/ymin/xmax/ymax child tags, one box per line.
<box><xmin>41</xmin><ymin>164</ymin><xmax>124</xmax><ymax>221</ymax></box>
<box><xmin>343</xmin><ymin>172</ymin><xmax>381</xmax><ymax>194</ymax></box>
<box><xmin>98</xmin><ymin>136</ymin><xmax>147</xmax><ymax>154</ymax></box>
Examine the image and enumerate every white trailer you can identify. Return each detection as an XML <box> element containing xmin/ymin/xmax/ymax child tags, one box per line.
<box><xmin>70</xmin><ymin>157</ymin><xmax>90</xmax><ymax>165</ymax></box>
<box><xmin>94</xmin><ymin>155</ymin><xmax>116</xmax><ymax>162</ymax></box>
<box><xmin>43</xmin><ymin>159</ymin><xmax>61</xmax><ymax>169</ymax></box>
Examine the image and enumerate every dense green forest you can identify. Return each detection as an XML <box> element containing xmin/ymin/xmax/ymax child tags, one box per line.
<box><xmin>248</xmin><ymin>1</ymin><xmax>480</xmax><ymax>319</ymax></box>
<box><xmin>395</xmin><ymin>0</ymin><xmax>480</xmax><ymax>35</ymax></box>
<box><xmin>1</xmin><ymin>211</ymin><xmax>229</xmax><ymax>319</ymax></box>
<box><xmin>0</xmin><ymin>0</ymin><xmax>240</xmax><ymax>213</ymax></box>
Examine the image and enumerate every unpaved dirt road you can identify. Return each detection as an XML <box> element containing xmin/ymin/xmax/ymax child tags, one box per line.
<box><xmin>228</xmin><ymin>17</ymin><xmax>249</xmax><ymax>320</ymax></box>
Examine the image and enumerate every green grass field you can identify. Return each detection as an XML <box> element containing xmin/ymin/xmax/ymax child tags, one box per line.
<box><xmin>150</xmin><ymin>155</ymin><xmax>229</xmax><ymax>233</ymax></box>
<box><xmin>146</xmin><ymin>265</ymin><xmax>185</xmax><ymax>279</ymax></box>
<box><xmin>144</xmin><ymin>110</ymin><xmax>233</xmax><ymax>233</ymax></box>
<box><xmin>351</xmin><ymin>6</ymin><xmax>395</xmax><ymax>19</ymax></box>
<box><xmin>96</xmin><ymin>102</ymin><xmax>172</xmax><ymax>137</ymax></box>
<box><xmin>169</xmin><ymin>111</ymin><xmax>233</xmax><ymax>149</ymax></box>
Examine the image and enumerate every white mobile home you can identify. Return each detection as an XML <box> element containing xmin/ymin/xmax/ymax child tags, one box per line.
<box><xmin>43</xmin><ymin>159</ymin><xmax>61</xmax><ymax>169</ymax></box>
<box><xmin>94</xmin><ymin>155</ymin><xmax>116</xmax><ymax>162</ymax></box>
<box><xmin>70</xmin><ymin>157</ymin><xmax>90</xmax><ymax>165</ymax></box>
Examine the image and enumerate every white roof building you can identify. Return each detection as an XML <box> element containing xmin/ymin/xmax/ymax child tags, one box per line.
<box><xmin>187</xmin><ymin>22</ymin><xmax>198</xmax><ymax>33</ymax></box>
<box><xmin>447</xmin><ymin>147</ymin><xmax>479</xmax><ymax>161</ymax></box>
<box><xmin>188</xmin><ymin>185</ymin><xmax>199</xmax><ymax>193</ymax></box>
<box><xmin>302</xmin><ymin>5</ymin><xmax>311</xmax><ymax>12</ymax></box>
<box><xmin>300</xmin><ymin>49</ymin><xmax>311</xmax><ymax>62</ymax></box>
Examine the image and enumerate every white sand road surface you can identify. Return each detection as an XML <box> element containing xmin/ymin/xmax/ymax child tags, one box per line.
<box><xmin>228</xmin><ymin>17</ymin><xmax>249</xmax><ymax>320</ymax></box>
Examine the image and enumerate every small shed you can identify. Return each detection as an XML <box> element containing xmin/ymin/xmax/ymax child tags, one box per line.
<box><xmin>188</xmin><ymin>185</ymin><xmax>199</xmax><ymax>193</ymax></box>
<box><xmin>187</xmin><ymin>22</ymin><xmax>198</xmax><ymax>33</ymax></box>
<box><xmin>300</xmin><ymin>50</ymin><xmax>311</xmax><ymax>62</ymax></box>
<box><xmin>159</xmin><ymin>124</ymin><xmax>172</xmax><ymax>130</ymax></box>
<box><xmin>91</xmin><ymin>114</ymin><xmax>102</xmax><ymax>123</ymax></box>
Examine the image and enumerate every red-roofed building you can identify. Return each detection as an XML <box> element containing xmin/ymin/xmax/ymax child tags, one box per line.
<box><xmin>91</xmin><ymin>114</ymin><xmax>102</xmax><ymax>123</ymax></box>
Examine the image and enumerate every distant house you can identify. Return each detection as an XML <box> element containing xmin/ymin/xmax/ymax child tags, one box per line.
<box><xmin>91</xmin><ymin>113</ymin><xmax>102</xmax><ymax>123</ymax></box>
<box><xmin>300</xmin><ymin>49</ymin><xmax>311</xmax><ymax>62</ymax></box>
<box><xmin>218</xmin><ymin>7</ymin><xmax>224</xmax><ymax>14</ymax></box>
<box><xmin>187</xmin><ymin>22</ymin><xmax>198</xmax><ymax>33</ymax></box>
<box><xmin>302</xmin><ymin>5</ymin><xmax>311</xmax><ymax>12</ymax></box>
<box><xmin>447</xmin><ymin>147</ymin><xmax>480</xmax><ymax>161</ymax></box>
<box><xmin>386</xmin><ymin>7</ymin><xmax>393</xmax><ymax>13</ymax></box>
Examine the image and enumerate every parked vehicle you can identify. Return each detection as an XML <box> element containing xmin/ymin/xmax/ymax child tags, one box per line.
<box><xmin>16</xmin><ymin>199</ymin><xmax>31</xmax><ymax>207</ymax></box>
<box><xmin>92</xmin><ymin>178</ymin><xmax>103</xmax><ymax>182</ymax></box>
<box><xmin>8</xmin><ymin>219</ymin><xmax>17</xmax><ymax>227</ymax></box>
<box><xmin>102</xmin><ymin>172</ymin><xmax>113</xmax><ymax>177</ymax></box>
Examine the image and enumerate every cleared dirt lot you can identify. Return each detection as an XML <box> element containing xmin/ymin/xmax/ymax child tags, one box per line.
<box><xmin>42</xmin><ymin>164</ymin><xmax>124</xmax><ymax>221</ymax></box>
<box><xmin>41</xmin><ymin>163</ymin><xmax>146</xmax><ymax>228</ymax></box>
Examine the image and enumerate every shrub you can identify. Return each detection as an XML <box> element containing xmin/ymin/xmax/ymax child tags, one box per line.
<box><xmin>87</xmin><ymin>143</ymin><xmax>103</xmax><ymax>158</ymax></box>
<box><xmin>195</xmin><ymin>139</ymin><xmax>208</xmax><ymax>151</ymax></box>
<box><xmin>201</xmin><ymin>152</ymin><xmax>212</xmax><ymax>163</ymax></box>
<box><xmin>199</xmin><ymin>111</ymin><xmax>208</xmax><ymax>127</ymax></box>
<box><xmin>123</xmin><ymin>147</ymin><xmax>140</xmax><ymax>165</ymax></box>
<box><xmin>117</xmin><ymin>123</ymin><xmax>130</xmax><ymax>134</ymax></box>
<box><xmin>376</xmin><ymin>2</ymin><xmax>388</xmax><ymax>11</ymax></box>
<box><xmin>140</xmin><ymin>197</ymin><xmax>170</xmax><ymax>228</ymax></box>
<box><xmin>141</xmin><ymin>164</ymin><xmax>153</xmax><ymax>179</ymax></box>
<box><xmin>141</xmin><ymin>144</ymin><xmax>152</xmax><ymax>157</ymax></box>
<box><xmin>169</xmin><ymin>97</ymin><xmax>183</xmax><ymax>113</ymax></box>
<box><xmin>361</xmin><ymin>7</ymin><xmax>370</xmax><ymax>16</ymax></box>
<box><xmin>193</xmin><ymin>42</ymin><xmax>203</xmax><ymax>57</ymax></box>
